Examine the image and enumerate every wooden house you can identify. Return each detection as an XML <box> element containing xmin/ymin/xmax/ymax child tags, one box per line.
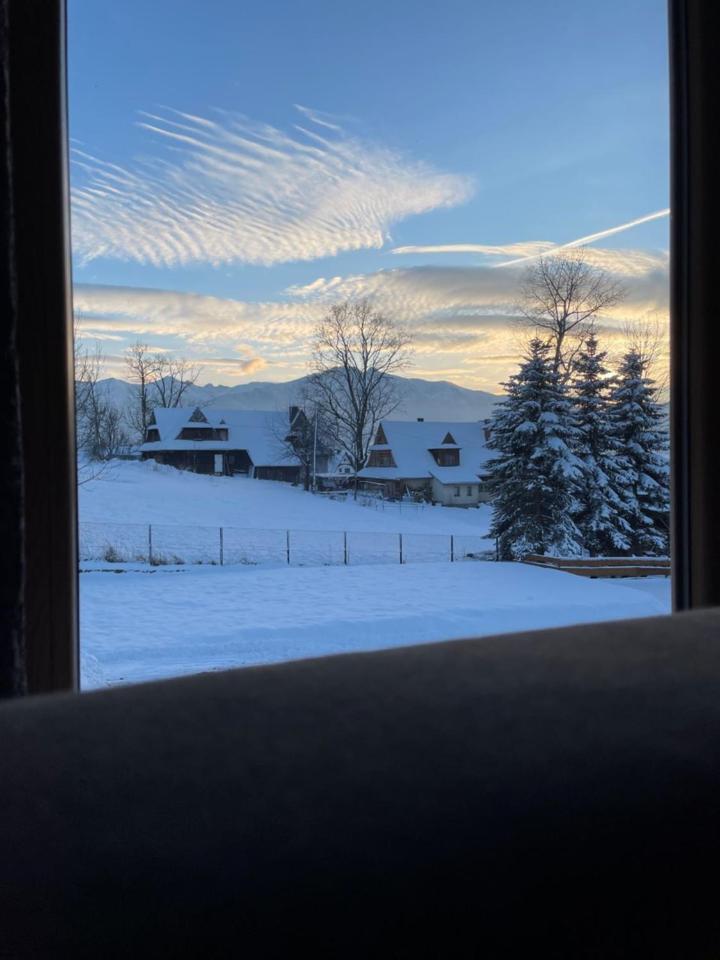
<box><xmin>358</xmin><ymin>419</ymin><xmax>492</xmax><ymax>506</ymax></box>
<box><xmin>140</xmin><ymin>406</ymin><xmax>328</xmax><ymax>482</ymax></box>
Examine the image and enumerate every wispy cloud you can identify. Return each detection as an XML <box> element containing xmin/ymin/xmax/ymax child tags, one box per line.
<box><xmin>71</xmin><ymin>106</ymin><xmax>472</xmax><ymax>268</ymax></box>
<box><xmin>494</xmin><ymin>209</ymin><xmax>670</xmax><ymax>267</ymax></box>
<box><xmin>390</xmin><ymin>209</ymin><xmax>670</xmax><ymax>268</ymax></box>
<box><xmin>391</xmin><ymin>241</ymin><xmax>554</xmax><ymax>258</ymax></box>
<box><xmin>287</xmin><ymin>251</ymin><xmax>669</xmax><ymax>318</ymax></box>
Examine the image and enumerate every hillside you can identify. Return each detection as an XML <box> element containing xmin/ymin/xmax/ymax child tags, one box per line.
<box><xmin>96</xmin><ymin>373</ymin><xmax>501</xmax><ymax>422</ymax></box>
<box><xmin>79</xmin><ymin>458</ymin><xmax>493</xmax><ymax>536</ymax></box>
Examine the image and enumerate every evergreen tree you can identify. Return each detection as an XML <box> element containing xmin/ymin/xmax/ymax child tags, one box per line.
<box><xmin>607</xmin><ymin>349</ymin><xmax>669</xmax><ymax>556</ymax></box>
<box><xmin>485</xmin><ymin>338</ymin><xmax>584</xmax><ymax>560</ymax></box>
<box><xmin>571</xmin><ymin>335</ymin><xmax>632</xmax><ymax>555</ymax></box>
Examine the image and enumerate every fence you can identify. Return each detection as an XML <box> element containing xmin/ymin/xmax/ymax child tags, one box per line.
<box><xmin>78</xmin><ymin>522</ymin><xmax>493</xmax><ymax>569</ymax></box>
<box><xmin>524</xmin><ymin>554</ymin><xmax>670</xmax><ymax>578</ymax></box>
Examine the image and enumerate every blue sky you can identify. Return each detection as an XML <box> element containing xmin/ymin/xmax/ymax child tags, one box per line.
<box><xmin>68</xmin><ymin>0</ymin><xmax>669</xmax><ymax>390</ymax></box>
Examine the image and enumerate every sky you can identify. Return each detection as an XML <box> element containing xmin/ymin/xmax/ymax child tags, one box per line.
<box><xmin>68</xmin><ymin>0</ymin><xmax>670</xmax><ymax>392</ymax></box>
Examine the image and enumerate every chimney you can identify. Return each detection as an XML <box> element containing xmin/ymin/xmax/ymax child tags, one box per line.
<box><xmin>417</xmin><ymin>417</ymin><xmax>424</xmax><ymax>422</ymax></box>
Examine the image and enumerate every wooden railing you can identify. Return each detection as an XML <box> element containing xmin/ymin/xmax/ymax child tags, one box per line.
<box><xmin>523</xmin><ymin>554</ymin><xmax>670</xmax><ymax>579</ymax></box>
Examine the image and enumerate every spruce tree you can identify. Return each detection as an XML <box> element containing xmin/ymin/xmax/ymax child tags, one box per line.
<box><xmin>485</xmin><ymin>338</ymin><xmax>584</xmax><ymax>560</ymax></box>
<box><xmin>607</xmin><ymin>349</ymin><xmax>669</xmax><ymax>556</ymax></box>
<box><xmin>571</xmin><ymin>335</ymin><xmax>632</xmax><ymax>556</ymax></box>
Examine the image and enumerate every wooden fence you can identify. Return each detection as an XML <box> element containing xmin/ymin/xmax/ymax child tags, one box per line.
<box><xmin>523</xmin><ymin>554</ymin><xmax>670</xmax><ymax>579</ymax></box>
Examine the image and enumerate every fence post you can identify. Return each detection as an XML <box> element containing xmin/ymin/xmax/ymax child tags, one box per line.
<box><xmin>450</xmin><ymin>534</ymin><xmax>454</xmax><ymax>563</ymax></box>
<box><xmin>148</xmin><ymin>524</ymin><xmax>153</xmax><ymax>565</ymax></box>
<box><xmin>343</xmin><ymin>531</ymin><xmax>348</xmax><ymax>565</ymax></box>
<box><xmin>286</xmin><ymin>530</ymin><xmax>291</xmax><ymax>565</ymax></box>
<box><xmin>219</xmin><ymin>527</ymin><xmax>224</xmax><ymax>566</ymax></box>
<box><xmin>399</xmin><ymin>532</ymin><xmax>403</xmax><ymax>565</ymax></box>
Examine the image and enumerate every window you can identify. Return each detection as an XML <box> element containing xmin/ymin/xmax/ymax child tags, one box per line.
<box><xmin>431</xmin><ymin>449</ymin><xmax>460</xmax><ymax>467</ymax></box>
<box><xmin>65</xmin><ymin>0</ymin><xmax>672</xmax><ymax>692</ymax></box>
<box><xmin>367</xmin><ymin>450</ymin><xmax>397</xmax><ymax>468</ymax></box>
<box><xmin>177</xmin><ymin>428</ymin><xmax>228</xmax><ymax>441</ymax></box>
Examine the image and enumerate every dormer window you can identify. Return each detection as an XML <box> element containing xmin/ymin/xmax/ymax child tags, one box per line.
<box><xmin>375</xmin><ymin>425</ymin><xmax>388</xmax><ymax>445</ymax></box>
<box><xmin>430</xmin><ymin>448</ymin><xmax>460</xmax><ymax>467</ymax></box>
<box><xmin>145</xmin><ymin>427</ymin><xmax>160</xmax><ymax>442</ymax></box>
<box><xmin>177</xmin><ymin>427</ymin><xmax>228</xmax><ymax>441</ymax></box>
<box><xmin>367</xmin><ymin>449</ymin><xmax>396</xmax><ymax>468</ymax></box>
<box><xmin>442</xmin><ymin>432</ymin><xmax>456</xmax><ymax>445</ymax></box>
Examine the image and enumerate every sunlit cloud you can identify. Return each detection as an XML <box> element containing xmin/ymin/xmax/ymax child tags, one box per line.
<box><xmin>391</xmin><ymin>209</ymin><xmax>670</xmax><ymax>270</ymax></box>
<box><xmin>287</xmin><ymin>252</ymin><xmax>668</xmax><ymax>320</ymax></box>
<box><xmin>71</xmin><ymin>106</ymin><xmax>473</xmax><ymax>268</ymax></box>
<box><xmin>74</xmin><ymin>230</ymin><xmax>669</xmax><ymax>393</ymax></box>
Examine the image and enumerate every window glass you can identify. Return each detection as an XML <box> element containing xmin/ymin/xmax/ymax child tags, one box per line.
<box><xmin>69</xmin><ymin>0</ymin><xmax>670</xmax><ymax>689</ymax></box>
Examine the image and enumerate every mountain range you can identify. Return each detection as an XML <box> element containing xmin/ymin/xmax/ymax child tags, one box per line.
<box><xmin>96</xmin><ymin>374</ymin><xmax>502</xmax><ymax>423</ymax></box>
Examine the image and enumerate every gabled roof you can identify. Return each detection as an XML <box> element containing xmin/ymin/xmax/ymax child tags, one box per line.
<box><xmin>140</xmin><ymin>408</ymin><xmax>299</xmax><ymax>467</ymax></box>
<box><xmin>359</xmin><ymin>420</ymin><xmax>491</xmax><ymax>485</ymax></box>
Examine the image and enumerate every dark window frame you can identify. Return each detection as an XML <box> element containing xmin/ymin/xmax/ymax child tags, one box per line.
<box><xmin>8</xmin><ymin>0</ymin><xmax>77</xmax><ymax>694</ymax></box>
<box><xmin>5</xmin><ymin>0</ymin><xmax>714</xmax><ymax>693</ymax></box>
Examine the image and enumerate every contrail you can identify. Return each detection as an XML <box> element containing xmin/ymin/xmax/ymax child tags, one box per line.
<box><xmin>495</xmin><ymin>208</ymin><xmax>670</xmax><ymax>267</ymax></box>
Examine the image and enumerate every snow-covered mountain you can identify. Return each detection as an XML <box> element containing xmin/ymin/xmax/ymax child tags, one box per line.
<box><xmin>96</xmin><ymin>374</ymin><xmax>501</xmax><ymax>422</ymax></box>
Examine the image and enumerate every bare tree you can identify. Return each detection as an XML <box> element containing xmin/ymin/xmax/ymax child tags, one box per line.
<box><xmin>74</xmin><ymin>334</ymin><xmax>128</xmax><ymax>481</ymax></box>
<box><xmin>125</xmin><ymin>343</ymin><xmax>202</xmax><ymax>441</ymax></box>
<box><xmin>308</xmin><ymin>300</ymin><xmax>412</xmax><ymax>490</ymax></box>
<box><xmin>74</xmin><ymin>335</ymin><xmax>103</xmax><ymax>425</ymax></box>
<box><xmin>517</xmin><ymin>251</ymin><xmax>625</xmax><ymax>380</ymax></box>
<box><xmin>620</xmin><ymin>312</ymin><xmax>669</xmax><ymax>393</ymax></box>
<box><xmin>153</xmin><ymin>356</ymin><xmax>202</xmax><ymax>408</ymax></box>
<box><xmin>270</xmin><ymin>392</ymin><xmax>335</xmax><ymax>491</ymax></box>
<box><xmin>125</xmin><ymin>342</ymin><xmax>163</xmax><ymax>441</ymax></box>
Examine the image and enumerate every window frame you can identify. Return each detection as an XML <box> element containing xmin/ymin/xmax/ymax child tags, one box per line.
<box><xmin>8</xmin><ymin>0</ymin><xmax>77</xmax><ymax>694</ymax></box>
<box><xmin>6</xmin><ymin>0</ymin><xmax>712</xmax><ymax>693</ymax></box>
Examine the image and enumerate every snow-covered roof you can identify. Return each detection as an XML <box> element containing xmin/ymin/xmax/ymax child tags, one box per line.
<box><xmin>359</xmin><ymin>420</ymin><xmax>491</xmax><ymax>485</ymax></box>
<box><xmin>140</xmin><ymin>408</ymin><xmax>299</xmax><ymax>467</ymax></box>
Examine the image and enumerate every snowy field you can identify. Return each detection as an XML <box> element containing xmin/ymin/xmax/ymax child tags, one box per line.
<box><xmin>79</xmin><ymin>461</ymin><xmax>671</xmax><ymax>689</ymax></box>
<box><xmin>80</xmin><ymin>459</ymin><xmax>494</xmax><ymax>535</ymax></box>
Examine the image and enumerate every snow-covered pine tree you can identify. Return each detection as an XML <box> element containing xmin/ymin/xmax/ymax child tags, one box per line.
<box><xmin>607</xmin><ymin>349</ymin><xmax>670</xmax><ymax>556</ymax></box>
<box><xmin>485</xmin><ymin>338</ymin><xmax>584</xmax><ymax>560</ymax></box>
<box><xmin>571</xmin><ymin>335</ymin><xmax>632</xmax><ymax>556</ymax></box>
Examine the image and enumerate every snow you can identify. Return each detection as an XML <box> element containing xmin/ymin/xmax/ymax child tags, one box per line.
<box><xmin>80</xmin><ymin>458</ymin><xmax>495</xmax><ymax>536</ymax></box>
<box><xmin>80</xmin><ymin>561</ymin><xmax>670</xmax><ymax>689</ymax></box>
<box><xmin>78</xmin><ymin>459</ymin><xmax>671</xmax><ymax>691</ymax></box>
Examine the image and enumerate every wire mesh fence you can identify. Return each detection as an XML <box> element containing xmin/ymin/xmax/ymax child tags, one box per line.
<box><xmin>79</xmin><ymin>521</ymin><xmax>493</xmax><ymax>568</ymax></box>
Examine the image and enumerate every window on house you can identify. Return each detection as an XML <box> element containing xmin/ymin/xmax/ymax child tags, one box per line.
<box><xmin>177</xmin><ymin>427</ymin><xmax>229</xmax><ymax>441</ymax></box>
<box><xmin>367</xmin><ymin>450</ymin><xmax>397</xmax><ymax>468</ymax></box>
<box><xmin>69</xmin><ymin>0</ymin><xmax>670</xmax><ymax>691</ymax></box>
<box><xmin>431</xmin><ymin>449</ymin><xmax>460</xmax><ymax>467</ymax></box>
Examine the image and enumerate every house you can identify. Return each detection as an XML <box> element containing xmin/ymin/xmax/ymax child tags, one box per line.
<box><xmin>358</xmin><ymin>419</ymin><xmax>492</xmax><ymax>506</ymax></box>
<box><xmin>140</xmin><ymin>406</ymin><xmax>329</xmax><ymax>482</ymax></box>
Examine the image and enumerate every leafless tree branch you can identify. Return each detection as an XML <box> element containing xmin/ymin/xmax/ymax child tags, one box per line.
<box><xmin>516</xmin><ymin>250</ymin><xmax>626</xmax><ymax>381</ymax></box>
<box><xmin>307</xmin><ymin>300</ymin><xmax>412</xmax><ymax>492</ymax></box>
